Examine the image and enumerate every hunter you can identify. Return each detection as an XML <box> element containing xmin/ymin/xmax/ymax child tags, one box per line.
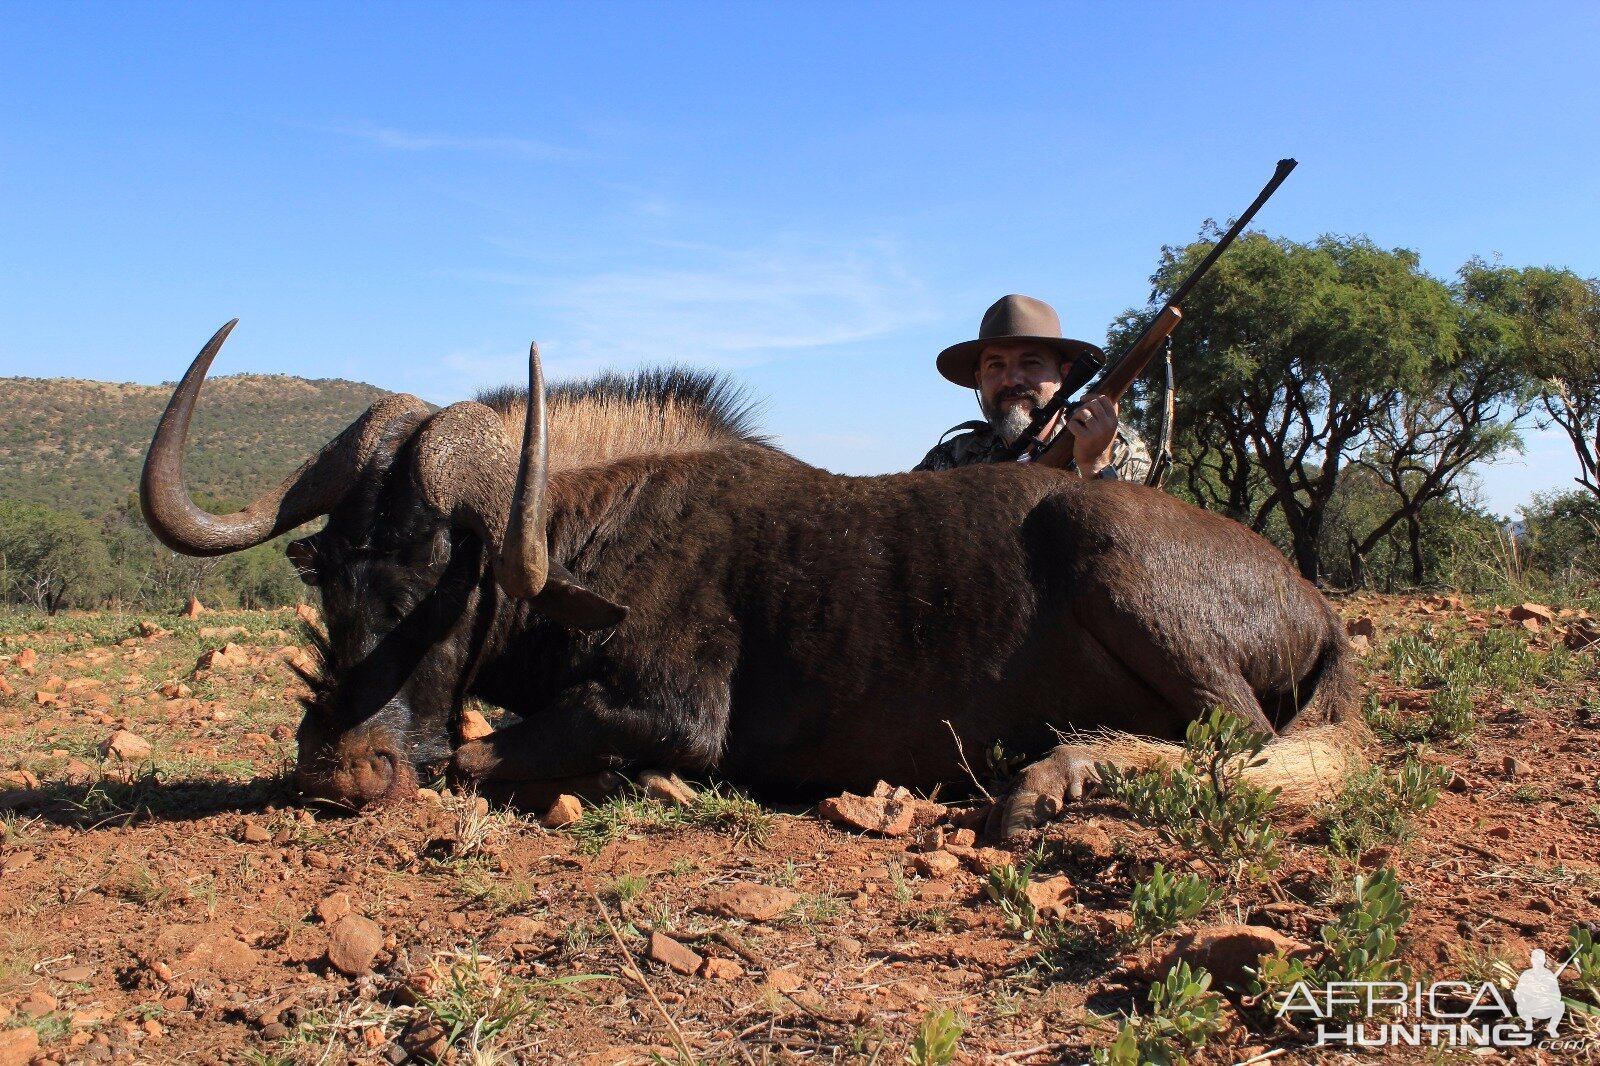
<box><xmin>916</xmin><ymin>294</ymin><xmax>1150</xmax><ymax>480</ymax></box>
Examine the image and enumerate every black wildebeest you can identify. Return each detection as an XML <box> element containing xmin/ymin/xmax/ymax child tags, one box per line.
<box><xmin>141</xmin><ymin>322</ymin><xmax>1359</xmax><ymax>836</ymax></box>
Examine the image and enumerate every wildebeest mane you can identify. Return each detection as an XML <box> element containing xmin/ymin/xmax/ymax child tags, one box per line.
<box><xmin>476</xmin><ymin>366</ymin><xmax>772</xmax><ymax>470</ymax></box>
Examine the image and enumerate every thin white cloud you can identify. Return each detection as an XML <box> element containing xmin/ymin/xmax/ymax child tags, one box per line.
<box><xmin>315</xmin><ymin>121</ymin><xmax>572</xmax><ymax>161</ymax></box>
<box><xmin>495</xmin><ymin>234</ymin><xmax>937</xmax><ymax>370</ymax></box>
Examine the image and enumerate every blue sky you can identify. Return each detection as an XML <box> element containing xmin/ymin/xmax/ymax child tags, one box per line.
<box><xmin>3</xmin><ymin>2</ymin><xmax>1596</xmax><ymax>516</ymax></box>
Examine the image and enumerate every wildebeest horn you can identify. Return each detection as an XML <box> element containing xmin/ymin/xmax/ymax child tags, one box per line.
<box><xmin>413</xmin><ymin>344</ymin><xmax>627</xmax><ymax>631</ymax></box>
<box><xmin>499</xmin><ymin>342</ymin><xmax>550</xmax><ymax>599</ymax></box>
<box><xmin>141</xmin><ymin>320</ymin><xmax>431</xmax><ymax>556</ymax></box>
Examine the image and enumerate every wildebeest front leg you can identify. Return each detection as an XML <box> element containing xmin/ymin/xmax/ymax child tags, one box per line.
<box><xmin>453</xmin><ymin>683</ymin><xmax>700</xmax><ymax>788</ymax></box>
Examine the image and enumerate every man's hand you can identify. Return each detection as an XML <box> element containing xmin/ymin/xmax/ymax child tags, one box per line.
<box><xmin>1065</xmin><ymin>394</ymin><xmax>1119</xmax><ymax>476</ymax></box>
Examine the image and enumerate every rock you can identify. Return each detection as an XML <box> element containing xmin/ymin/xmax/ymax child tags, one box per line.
<box><xmin>1156</xmin><ymin>924</ymin><xmax>1312</xmax><ymax>989</ymax></box>
<box><xmin>542</xmin><ymin>794</ymin><xmax>584</xmax><ymax>828</ymax></box>
<box><xmin>98</xmin><ymin>729</ymin><xmax>152</xmax><ymax>761</ymax></box>
<box><xmin>327</xmin><ymin>915</ymin><xmax>384</xmax><ymax>976</ymax></box>
<box><xmin>766</xmin><ymin>969</ymin><xmax>804</xmax><ymax>995</ymax></box>
<box><xmin>945</xmin><ymin>827</ymin><xmax>977</xmax><ymax>848</ymax></box>
<box><xmin>1059</xmin><ymin>821</ymin><xmax>1117</xmax><ymax>863</ymax></box>
<box><xmin>459</xmin><ymin>708</ymin><xmax>494</xmax><ymax>742</ymax></box>
<box><xmin>1510</xmin><ymin>602</ymin><xmax>1554</xmax><ymax>623</ymax></box>
<box><xmin>197</xmin><ymin>626</ymin><xmax>246</xmax><ymax>640</ymax></box>
<box><xmin>1346</xmin><ymin>616</ymin><xmax>1375</xmax><ymax>638</ymax></box>
<box><xmin>912</xmin><ymin>851</ymin><xmax>962</xmax><ymax>879</ymax></box>
<box><xmin>1090</xmin><ymin>910</ymin><xmax>1135</xmax><ymax>939</ymax></box>
<box><xmin>54</xmin><ymin>965</ymin><xmax>93</xmax><ymax>983</ymax></box>
<box><xmin>315</xmin><ymin>892</ymin><xmax>352</xmax><ymax>925</ymax></box>
<box><xmin>1487</xmin><ymin>825</ymin><xmax>1512</xmax><ymax>839</ymax></box>
<box><xmin>1518</xmin><ymin>616</ymin><xmax>1542</xmax><ymax>633</ymax></box>
<box><xmin>818</xmin><ymin>787</ymin><xmax>943</xmax><ymax>837</ymax></box>
<box><xmin>154</xmin><ymin>926</ymin><xmax>258</xmax><ymax>979</ymax></box>
<box><xmin>913</xmin><ymin>826</ymin><xmax>946</xmax><ymax>852</ymax></box>
<box><xmin>486</xmin><ymin>916</ymin><xmax>547</xmax><ymax>947</ymax></box>
<box><xmin>238</xmin><ymin>820</ymin><xmax>270</xmax><ymax>844</ymax></box>
<box><xmin>20</xmin><ymin>991</ymin><xmax>57</xmax><ymax>1016</ymax></box>
<box><xmin>33</xmin><ymin>690</ymin><xmax>58</xmax><ymax>707</ymax></box>
<box><xmin>819</xmin><ymin>791</ymin><xmax>913</xmax><ymax>835</ymax></box>
<box><xmin>1024</xmin><ymin>875</ymin><xmax>1075</xmax><ymax>920</ymax></box>
<box><xmin>0</xmin><ymin>1027</ymin><xmax>39</xmax><ymax>1066</ymax></box>
<box><xmin>702</xmin><ymin>883</ymin><xmax>800</xmax><ymax>922</ymax></box>
<box><xmin>638</xmin><ymin>769</ymin><xmax>697</xmax><ymax>805</ymax></box>
<box><xmin>1503</xmin><ymin>756</ymin><xmax>1531</xmax><ymax>780</ymax></box>
<box><xmin>944</xmin><ymin>844</ymin><xmax>1014</xmax><ymax>874</ymax></box>
<box><xmin>646</xmin><ymin>931</ymin><xmax>702</xmax><ymax>975</ymax></box>
<box><xmin>135</xmin><ymin>620</ymin><xmax>165</xmax><ymax>638</ymax></box>
<box><xmin>0</xmin><ymin>677</ymin><xmax>12</xmax><ymax>699</ymax></box>
<box><xmin>1348</xmin><ymin>633</ymin><xmax>1371</xmax><ymax>654</ymax></box>
<box><xmin>259</xmin><ymin>1022</ymin><xmax>288</xmax><ymax>1041</ymax></box>
<box><xmin>181</xmin><ymin>596</ymin><xmax>205</xmax><ymax>618</ymax></box>
<box><xmin>944</xmin><ymin>804</ymin><xmax>991</xmax><ymax>831</ymax></box>
<box><xmin>0</xmin><ymin>769</ymin><xmax>40</xmax><ymax>790</ymax></box>
<box><xmin>700</xmin><ymin>956</ymin><xmax>744</xmax><ymax>981</ymax></box>
<box><xmin>400</xmin><ymin>1022</ymin><xmax>448</xmax><ymax>1063</ymax></box>
<box><xmin>156</xmin><ymin>679</ymin><xmax>191</xmax><ymax>700</ymax></box>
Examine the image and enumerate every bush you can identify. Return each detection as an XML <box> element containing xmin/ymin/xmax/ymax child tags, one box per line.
<box><xmin>1094</xmin><ymin>961</ymin><xmax>1225</xmax><ymax>1066</ymax></box>
<box><xmin>1253</xmin><ymin>867</ymin><xmax>1410</xmax><ymax>1021</ymax></box>
<box><xmin>1099</xmin><ymin>709</ymin><xmax>1282</xmax><ymax>882</ymax></box>
<box><xmin>0</xmin><ymin>501</ymin><xmax>113</xmax><ymax>612</ymax></box>
<box><xmin>1130</xmin><ymin>864</ymin><xmax>1221</xmax><ymax>942</ymax></box>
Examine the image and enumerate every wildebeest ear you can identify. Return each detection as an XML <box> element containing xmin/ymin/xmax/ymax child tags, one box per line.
<box><xmin>527</xmin><ymin>560</ymin><xmax>629</xmax><ymax>630</ymax></box>
<box><xmin>286</xmin><ymin>538</ymin><xmax>320</xmax><ymax>586</ymax></box>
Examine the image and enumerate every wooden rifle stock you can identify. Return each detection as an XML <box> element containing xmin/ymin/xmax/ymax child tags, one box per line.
<box><xmin>1030</xmin><ymin>306</ymin><xmax>1182</xmax><ymax>470</ymax></box>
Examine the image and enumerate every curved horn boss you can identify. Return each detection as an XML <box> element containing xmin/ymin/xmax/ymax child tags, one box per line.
<box><xmin>410</xmin><ymin>343</ymin><xmax>627</xmax><ymax>630</ymax></box>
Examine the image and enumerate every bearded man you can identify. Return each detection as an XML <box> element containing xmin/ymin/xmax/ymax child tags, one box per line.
<box><xmin>915</xmin><ymin>294</ymin><xmax>1150</xmax><ymax>479</ymax></box>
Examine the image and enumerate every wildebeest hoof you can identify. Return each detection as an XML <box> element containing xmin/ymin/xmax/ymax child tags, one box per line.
<box><xmin>636</xmin><ymin>769</ymin><xmax>698</xmax><ymax>805</ymax></box>
<box><xmin>997</xmin><ymin>744</ymin><xmax>1102</xmax><ymax>841</ymax></box>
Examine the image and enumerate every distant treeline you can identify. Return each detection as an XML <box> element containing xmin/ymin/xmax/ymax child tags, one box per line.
<box><xmin>3</xmin><ymin>233</ymin><xmax>1599</xmax><ymax>611</ymax></box>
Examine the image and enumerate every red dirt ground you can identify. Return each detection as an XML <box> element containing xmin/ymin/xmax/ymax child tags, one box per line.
<box><xmin>1</xmin><ymin>593</ymin><xmax>1597</xmax><ymax>1064</ymax></box>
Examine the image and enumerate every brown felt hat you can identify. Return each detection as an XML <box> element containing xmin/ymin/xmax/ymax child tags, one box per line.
<box><xmin>936</xmin><ymin>294</ymin><xmax>1105</xmax><ymax>387</ymax></box>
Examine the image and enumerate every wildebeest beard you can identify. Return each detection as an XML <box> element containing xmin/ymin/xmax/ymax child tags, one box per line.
<box><xmin>989</xmin><ymin>387</ymin><xmax>1044</xmax><ymax>446</ymax></box>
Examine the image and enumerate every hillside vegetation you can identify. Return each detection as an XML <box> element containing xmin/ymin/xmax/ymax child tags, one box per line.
<box><xmin>0</xmin><ymin>375</ymin><xmax>401</xmax><ymax>516</ymax></box>
<box><xmin>0</xmin><ymin>375</ymin><xmax>429</xmax><ymax>613</ymax></box>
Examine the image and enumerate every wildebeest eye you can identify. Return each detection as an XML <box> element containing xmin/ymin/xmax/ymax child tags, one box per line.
<box><xmin>286</xmin><ymin>538</ymin><xmax>320</xmax><ymax>586</ymax></box>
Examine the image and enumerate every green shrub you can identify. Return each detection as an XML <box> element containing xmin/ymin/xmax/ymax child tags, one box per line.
<box><xmin>906</xmin><ymin>1008</ymin><xmax>964</xmax><ymax>1066</ymax></box>
<box><xmin>1093</xmin><ymin>961</ymin><xmax>1225</xmax><ymax>1066</ymax></box>
<box><xmin>1130</xmin><ymin>864</ymin><xmax>1220</xmax><ymax>942</ymax></box>
<box><xmin>1317</xmin><ymin>757</ymin><xmax>1450</xmax><ymax>858</ymax></box>
<box><xmin>1253</xmin><ymin>867</ymin><xmax>1410</xmax><ymax>1021</ymax></box>
<box><xmin>1100</xmin><ymin>708</ymin><xmax>1282</xmax><ymax>881</ymax></box>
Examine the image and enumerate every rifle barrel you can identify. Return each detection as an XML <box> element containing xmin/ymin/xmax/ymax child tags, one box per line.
<box><xmin>1165</xmin><ymin>158</ymin><xmax>1297</xmax><ymax>309</ymax></box>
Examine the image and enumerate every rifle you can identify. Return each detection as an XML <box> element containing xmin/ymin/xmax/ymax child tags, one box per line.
<box><xmin>1012</xmin><ymin>158</ymin><xmax>1298</xmax><ymax>472</ymax></box>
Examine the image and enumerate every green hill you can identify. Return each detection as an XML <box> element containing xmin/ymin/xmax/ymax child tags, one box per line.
<box><xmin>0</xmin><ymin>374</ymin><xmax>412</xmax><ymax>515</ymax></box>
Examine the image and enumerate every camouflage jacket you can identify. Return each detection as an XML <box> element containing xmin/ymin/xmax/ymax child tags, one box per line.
<box><xmin>914</xmin><ymin>418</ymin><xmax>1152</xmax><ymax>481</ymax></box>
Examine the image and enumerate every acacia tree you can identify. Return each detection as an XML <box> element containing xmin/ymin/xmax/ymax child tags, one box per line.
<box><xmin>1111</xmin><ymin>232</ymin><xmax>1458</xmax><ymax>582</ymax></box>
<box><xmin>1342</xmin><ymin>280</ymin><xmax>1529</xmax><ymax>586</ymax></box>
<box><xmin>0</xmin><ymin>501</ymin><xmax>112</xmax><ymax>613</ymax></box>
<box><xmin>1462</xmin><ymin>262</ymin><xmax>1600</xmax><ymax>498</ymax></box>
